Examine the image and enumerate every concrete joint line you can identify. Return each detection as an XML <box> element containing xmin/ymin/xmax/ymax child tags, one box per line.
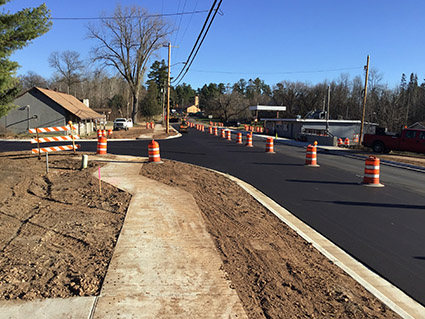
<box><xmin>209</xmin><ymin>169</ymin><xmax>425</xmax><ymax>319</ymax></box>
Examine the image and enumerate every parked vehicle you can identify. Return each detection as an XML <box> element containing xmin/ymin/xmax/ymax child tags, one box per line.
<box><xmin>113</xmin><ymin>118</ymin><xmax>129</xmax><ymax>131</ymax></box>
<box><xmin>126</xmin><ymin>118</ymin><xmax>133</xmax><ymax>128</ymax></box>
<box><xmin>362</xmin><ymin>128</ymin><xmax>425</xmax><ymax>153</ymax></box>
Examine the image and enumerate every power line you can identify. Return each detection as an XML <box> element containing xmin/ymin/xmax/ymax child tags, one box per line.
<box><xmin>188</xmin><ymin>66</ymin><xmax>363</xmax><ymax>75</ymax></box>
<box><xmin>172</xmin><ymin>0</ymin><xmax>223</xmax><ymax>85</ymax></box>
<box><xmin>51</xmin><ymin>9</ymin><xmax>210</xmax><ymax>20</ymax></box>
<box><xmin>171</xmin><ymin>0</ymin><xmax>218</xmax><ymax>83</ymax></box>
<box><xmin>176</xmin><ymin>0</ymin><xmax>199</xmax><ymax>47</ymax></box>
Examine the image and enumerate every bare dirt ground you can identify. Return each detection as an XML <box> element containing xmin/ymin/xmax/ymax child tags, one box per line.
<box><xmin>0</xmin><ymin>152</ymin><xmax>131</xmax><ymax>300</ymax></box>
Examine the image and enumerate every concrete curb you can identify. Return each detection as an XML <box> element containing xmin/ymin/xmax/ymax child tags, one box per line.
<box><xmin>212</xmin><ymin>170</ymin><xmax>425</xmax><ymax>319</ymax></box>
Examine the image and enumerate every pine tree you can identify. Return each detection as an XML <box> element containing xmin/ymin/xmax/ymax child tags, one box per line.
<box><xmin>0</xmin><ymin>1</ymin><xmax>51</xmax><ymax>117</ymax></box>
<box><xmin>141</xmin><ymin>81</ymin><xmax>161</xmax><ymax>118</ymax></box>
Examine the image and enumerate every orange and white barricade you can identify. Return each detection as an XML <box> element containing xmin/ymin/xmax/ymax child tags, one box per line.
<box><xmin>344</xmin><ymin>138</ymin><xmax>350</xmax><ymax>147</ymax></box>
<box><xmin>97</xmin><ymin>136</ymin><xmax>107</xmax><ymax>155</ymax></box>
<box><xmin>305</xmin><ymin>144</ymin><xmax>319</xmax><ymax>167</ymax></box>
<box><xmin>363</xmin><ymin>156</ymin><xmax>384</xmax><ymax>187</ymax></box>
<box><xmin>214</xmin><ymin>127</ymin><xmax>218</xmax><ymax>136</ymax></box>
<box><xmin>353</xmin><ymin>134</ymin><xmax>359</xmax><ymax>144</ymax></box>
<box><xmin>30</xmin><ymin>123</ymin><xmax>79</xmax><ymax>155</ymax></box>
<box><xmin>209</xmin><ymin>126</ymin><xmax>213</xmax><ymax>134</ymax></box>
<box><xmin>221</xmin><ymin>129</ymin><xmax>226</xmax><ymax>138</ymax></box>
<box><xmin>337</xmin><ymin>138</ymin><xmax>343</xmax><ymax>147</ymax></box>
<box><xmin>246</xmin><ymin>133</ymin><xmax>253</xmax><ymax>147</ymax></box>
<box><xmin>236</xmin><ymin>132</ymin><xmax>242</xmax><ymax>144</ymax></box>
<box><xmin>226</xmin><ymin>130</ymin><xmax>231</xmax><ymax>140</ymax></box>
<box><xmin>265</xmin><ymin>137</ymin><xmax>275</xmax><ymax>153</ymax></box>
<box><xmin>148</xmin><ymin>140</ymin><xmax>161</xmax><ymax>163</ymax></box>
<box><xmin>97</xmin><ymin>130</ymin><xmax>102</xmax><ymax>138</ymax></box>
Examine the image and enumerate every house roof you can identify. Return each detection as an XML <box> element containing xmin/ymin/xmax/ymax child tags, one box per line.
<box><xmin>34</xmin><ymin>87</ymin><xmax>103</xmax><ymax>120</ymax></box>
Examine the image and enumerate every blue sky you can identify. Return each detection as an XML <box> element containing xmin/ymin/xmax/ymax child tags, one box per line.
<box><xmin>4</xmin><ymin>0</ymin><xmax>425</xmax><ymax>90</ymax></box>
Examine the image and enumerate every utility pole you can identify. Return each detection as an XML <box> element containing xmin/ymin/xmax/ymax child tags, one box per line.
<box><xmin>326</xmin><ymin>86</ymin><xmax>330</xmax><ymax>134</ymax></box>
<box><xmin>166</xmin><ymin>42</ymin><xmax>171</xmax><ymax>134</ymax></box>
<box><xmin>359</xmin><ymin>55</ymin><xmax>370</xmax><ymax>145</ymax></box>
<box><xmin>161</xmin><ymin>80</ymin><xmax>166</xmax><ymax>125</ymax></box>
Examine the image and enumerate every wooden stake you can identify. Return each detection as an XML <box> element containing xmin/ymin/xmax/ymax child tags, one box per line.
<box><xmin>98</xmin><ymin>167</ymin><xmax>102</xmax><ymax>193</ymax></box>
<box><xmin>45</xmin><ymin>152</ymin><xmax>49</xmax><ymax>174</ymax></box>
<box><xmin>36</xmin><ymin>128</ymin><xmax>41</xmax><ymax>159</ymax></box>
<box><xmin>69</xmin><ymin>121</ymin><xmax>76</xmax><ymax>154</ymax></box>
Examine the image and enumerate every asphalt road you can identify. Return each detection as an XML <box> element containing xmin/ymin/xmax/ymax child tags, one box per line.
<box><xmin>2</xmin><ymin>130</ymin><xmax>425</xmax><ymax>306</ymax></box>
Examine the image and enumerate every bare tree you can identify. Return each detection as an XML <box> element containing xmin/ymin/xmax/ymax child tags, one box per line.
<box><xmin>87</xmin><ymin>5</ymin><xmax>171</xmax><ymax>123</ymax></box>
<box><xmin>211</xmin><ymin>91</ymin><xmax>250</xmax><ymax>123</ymax></box>
<box><xmin>48</xmin><ymin>50</ymin><xmax>85</xmax><ymax>94</ymax></box>
<box><xmin>19</xmin><ymin>71</ymin><xmax>49</xmax><ymax>91</ymax></box>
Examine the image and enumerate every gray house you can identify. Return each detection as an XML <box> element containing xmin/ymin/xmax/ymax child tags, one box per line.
<box><xmin>0</xmin><ymin>87</ymin><xmax>103</xmax><ymax>135</ymax></box>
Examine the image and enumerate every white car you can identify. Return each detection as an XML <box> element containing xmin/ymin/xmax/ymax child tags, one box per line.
<box><xmin>113</xmin><ymin>118</ymin><xmax>129</xmax><ymax>130</ymax></box>
<box><xmin>126</xmin><ymin>118</ymin><xmax>133</xmax><ymax>128</ymax></box>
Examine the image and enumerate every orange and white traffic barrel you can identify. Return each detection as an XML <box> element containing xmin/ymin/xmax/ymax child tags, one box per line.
<box><xmin>344</xmin><ymin>138</ymin><xmax>350</xmax><ymax>147</ymax></box>
<box><xmin>97</xmin><ymin>136</ymin><xmax>107</xmax><ymax>155</ymax></box>
<box><xmin>246</xmin><ymin>133</ymin><xmax>253</xmax><ymax>147</ymax></box>
<box><xmin>236</xmin><ymin>132</ymin><xmax>242</xmax><ymax>144</ymax></box>
<box><xmin>97</xmin><ymin>130</ymin><xmax>102</xmax><ymax>138</ymax></box>
<box><xmin>363</xmin><ymin>156</ymin><xmax>384</xmax><ymax>187</ymax></box>
<box><xmin>265</xmin><ymin>137</ymin><xmax>275</xmax><ymax>153</ymax></box>
<box><xmin>221</xmin><ymin>129</ymin><xmax>226</xmax><ymax>138</ymax></box>
<box><xmin>214</xmin><ymin>127</ymin><xmax>218</xmax><ymax>136</ymax></box>
<box><xmin>226</xmin><ymin>130</ymin><xmax>231</xmax><ymax>140</ymax></box>
<box><xmin>151</xmin><ymin>121</ymin><xmax>154</xmax><ymax>129</ymax></box>
<box><xmin>305</xmin><ymin>144</ymin><xmax>319</xmax><ymax>167</ymax></box>
<box><xmin>148</xmin><ymin>140</ymin><xmax>161</xmax><ymax>163</ymax></box>
<box><xmin>201</xmin><ymin>125</ymin><xmax>205</xmax><ymax>132</ymax></box>
<box><xmin>146</xmin><ymin>122</ymin><xmax>150</xmax><ymax>129</ymax></box>
<box><xmin>102</xmin><ymin>129</ymin><xmax>107</xmax><ymax>137</ymax></box>
<box><xmin>353</xmin><ymin>134</ymin><xmax>359</xmax><ymax>144</ymax></box>
<box><xmin>337</xmin><ymin>138</ymin><xmax>343</xmax><ymax>147</ymax></box>
<box><xmin>209</xmin><ymin>126</ymin><xmax>213</xmax><ymax>134</ymax></box>
<box><xmin>108</xmin><ymin>129</ymin><xmax>113</xmax><ymax>136</ymax></box>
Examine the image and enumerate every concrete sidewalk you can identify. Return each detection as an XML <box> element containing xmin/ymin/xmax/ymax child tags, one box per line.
<box><xmin>91</xmin><ymin>158</ymin><xmax>247</xmax><ymax>318</ymax></box>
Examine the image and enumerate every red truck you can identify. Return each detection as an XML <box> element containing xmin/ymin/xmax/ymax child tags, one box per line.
<box><xmin>362</xmin><ymin>128</ymin><xmax>425</xmax><ymax>153</ymax></box>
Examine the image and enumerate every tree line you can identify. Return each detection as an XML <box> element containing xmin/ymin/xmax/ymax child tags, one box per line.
<box><xmin>19</xmin><ymin>57</ymin><xmax>425</xmax><ymax>132</ymax></box>
<box><xmin>198</xmin><ymin>71</ymin><xmax>425</xmax><ymax>132</ymax></box>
